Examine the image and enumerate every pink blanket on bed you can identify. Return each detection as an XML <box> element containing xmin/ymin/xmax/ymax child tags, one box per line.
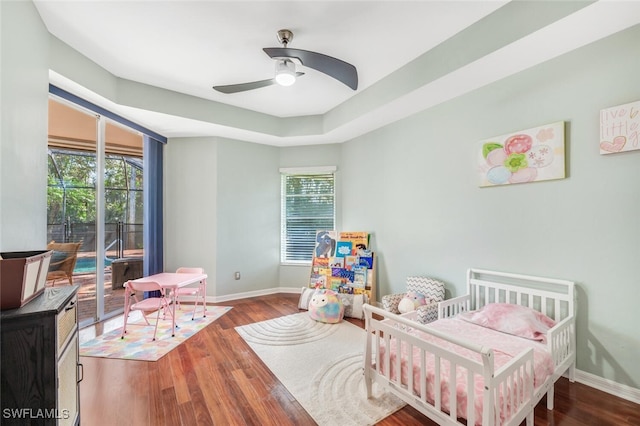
<box><xmin>378</xmin><ymin>317</ymin><xmax>554</xmax><ymax>424</ymax></box>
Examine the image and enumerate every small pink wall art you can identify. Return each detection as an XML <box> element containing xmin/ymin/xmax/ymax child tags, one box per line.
<box><xmin>600</xmin><ymin>100</ymin><xmax>640</xmax><ymax>154</ymax></box>
<box><xmin>478</xmin><ymin>121</ymin><xmax>565</xmax><ymax>187</ymax></box>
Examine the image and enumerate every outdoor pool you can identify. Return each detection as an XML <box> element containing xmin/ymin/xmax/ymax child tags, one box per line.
<box><xmin>74</xmin><ymin>257</ymin><xmax>113</xmax><ymax>274</ymax></box>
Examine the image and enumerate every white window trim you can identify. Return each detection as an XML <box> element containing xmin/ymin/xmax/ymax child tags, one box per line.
<box><xmin>280</xmin><ymin>166</ymin><xmax>337</xmax><ymax>265</ymax></box>
<box><xmin>279</xmin><ymin>165</ymin><xmax>337</xmax><ymax>175</ymax></box>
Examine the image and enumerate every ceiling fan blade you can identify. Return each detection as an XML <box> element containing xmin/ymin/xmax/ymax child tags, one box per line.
<box><xmin>263</xmin><ymin>47</ymin><xmax>358</xmax><ymax>90</ymax></box>
<box><xmin>213</xmin><ymin>73</ymin><xmax>304</xmax><ymax>94</ymax></box>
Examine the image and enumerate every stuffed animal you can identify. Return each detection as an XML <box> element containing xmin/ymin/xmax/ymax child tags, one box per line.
<box><xmin>309</xmin><ymin>288</ymin><xmax>344</xmax><ymax>323</ymax></box>
<box><xmin>398</xmin><ymin>291</ymin><xmax>427</xmax><ymax>314</ymax></box>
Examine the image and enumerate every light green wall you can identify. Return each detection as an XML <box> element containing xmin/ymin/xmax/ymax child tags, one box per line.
<box><xmin>1</xmin><ymin>0</ymin><xmax>638</xmax><ymax>392</ymax></box>
<box><xmin>215</xmin><ymin>138</ymin><xmax>280</xmax><ymax>295</ymax></box>
<box><xmin>339</xmin><ymin>25</ymin><xmax>640</xmax><ymax>388</ymax></box>
<box><xmin>164</xmin><ymin>137</ymin><xmax>219</xmax><ymax>294</ymax></box>
<box><xmin>0</xmin><ymin>0</ymin><xmax>49</xmax><ymax>249</ymax></box>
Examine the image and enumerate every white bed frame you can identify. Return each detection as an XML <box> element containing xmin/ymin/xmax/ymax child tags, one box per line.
<box><xmin>363</xmin><ymin>268</ymin><xmax>576</xmax><ymax>426</ymax></box>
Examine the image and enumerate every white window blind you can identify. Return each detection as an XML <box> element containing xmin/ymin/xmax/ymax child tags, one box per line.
<box><xmin>280</xmin><ymin>168</ymin><xmax>335</xmax><ymax>263</ymax></box>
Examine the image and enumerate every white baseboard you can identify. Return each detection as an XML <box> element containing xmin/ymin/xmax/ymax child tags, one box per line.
<box><xmin>574</xmin><ymin>369</ymin><xmax>640</xmax><ymax>404</ymax></box>
<box><xmin>204</xmin><ymin>286</ymin><xmax>301</xmax><ymax>304</ymax></box>
<box><xmin>198</xmin><ymin>287</ymin><xmax>640</xmax><ymax>405</ymax></box>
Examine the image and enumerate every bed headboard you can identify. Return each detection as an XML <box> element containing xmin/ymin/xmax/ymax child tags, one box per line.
<box><xmin>467</xmin><ymin>268</ymin><xmax>576</xmax><ymax>321</ymax></box>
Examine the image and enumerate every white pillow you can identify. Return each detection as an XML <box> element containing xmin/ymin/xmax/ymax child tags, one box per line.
<box><xmin>298</xmin><ymin>287</ymin><xmax>315</xmax><ymax>310</ymax></box>
<box><xmin>338</xmin><ymin>293</ymin><xmax>367</xmax><ymax>319</ymax></box>
<box><xmin>298</xmin><ymin>287</ymin><xmax>367</xmax><ymax>319</ymax></box>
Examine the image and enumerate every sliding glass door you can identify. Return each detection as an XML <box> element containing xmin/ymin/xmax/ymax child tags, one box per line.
<box><xmin>47</xmin><ymin>97</ymin><xmax>144</xmax><ymax>326</ymax></box>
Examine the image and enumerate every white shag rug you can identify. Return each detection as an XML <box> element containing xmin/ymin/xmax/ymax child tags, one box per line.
<box><xmin>235</xmin><ymin>312</ymin><xmax>405</xmax><ymax>426</ymax></box>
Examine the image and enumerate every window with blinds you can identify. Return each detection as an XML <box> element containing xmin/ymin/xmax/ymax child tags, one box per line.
<box><xmin>280</xmin><ymin>169</ymin><xmax>335</xmax><ymax>263</ymax></box>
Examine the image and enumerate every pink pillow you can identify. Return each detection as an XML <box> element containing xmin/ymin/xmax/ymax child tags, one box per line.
<box><xmin>458</xmin><ymin>303</ymin><xmax>556</xmax><ymax>343</ymax></box>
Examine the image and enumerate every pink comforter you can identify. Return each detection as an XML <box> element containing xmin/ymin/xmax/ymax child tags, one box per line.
<box><xmin>378</xmin><ymin>317</ymin><xmax>554</xmax><ymax>424</ymax></box>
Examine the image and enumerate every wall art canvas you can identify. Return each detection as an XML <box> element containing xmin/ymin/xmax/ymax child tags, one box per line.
<box><xmin>478</xmin><ymin>121</ymin><xmax>565</xmax><ymax>187</ymax></box>
<box><xmin>600</xmin><ymin>100</ymin><xmax>640</xmax><ymax>154</ymax></box>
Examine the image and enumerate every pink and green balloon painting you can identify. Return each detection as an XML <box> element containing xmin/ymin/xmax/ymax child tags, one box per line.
<box><xmin>478</xmin><ymin>121</ymin><xmax>565</xmax><ymax>187</ymax></box>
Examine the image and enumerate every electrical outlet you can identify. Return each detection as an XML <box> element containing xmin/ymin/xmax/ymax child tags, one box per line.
<box><xmin>234</xmin><ymin>271</ymin><xmax>241</xmax><ymax>280</ymax></box>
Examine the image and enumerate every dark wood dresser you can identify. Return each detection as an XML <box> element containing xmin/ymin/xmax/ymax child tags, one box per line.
<box><xmin>1</xmin><ymin>286</ymin><xmax>81</xmax><ymax>425</ymax></box>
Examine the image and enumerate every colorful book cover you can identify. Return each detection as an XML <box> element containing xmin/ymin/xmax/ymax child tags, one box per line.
<box><xmin>339</xmin><ymin>269</ymin><xmax>355</xmax><ymax>282</ymax></box>
<box><xmin>345</xmin><ymin>256</ymin><xmax>359</xmax><ymax>270</ymax></box>
<box><xmin>329</xmin><ymin>257</ymin><xmax>344</xmax><ymax>268</ymax></box>
<box><xmin>331</xmin><ymin>267</ymin><xmax>343</xmax><ymax>277</ymax></box>
<box><xmin>359</xmin><ymin>255</ymin><xmax>374</xmax><ymax>269</ymax></box>
<box><xmin>309</xmin><ymin>274</ymin><xmax>326</xmax><ymax>288</ymax></box>
<box><xmin>338</xmin><ymin>231</ymin><xmax>370</xmax><ymax>255</ymax></box>
<box><xmin>335</xmin><ymin>241</ymin><xmax>353</xmax><ymax>257</ymax></box>
<box><xmin>338</xmin><ymin>284</ymin><xmax>354</xmax><ymax>294</ymax></box>
<box><xmin>329</xmin><ymin>277</ymin><xmax>344</xmax><ymax>291</ymax></box>
<box><xmin>312</xmin><ymin>257</ymin><xmax>329</xmax><ymax>267</ymax></box>
<box><xmin>318</xmin><ymin>267</ymin><xmax>331</xmax><ymax>277</ymax></box>
<box><xmin>314</xmin><ymin>230</ymin><xmax>337</xmax><ymax>259</ymax></box>
<box><xmin>352</xmin><ymin>265</ymin><xmax>367</xmax><ymax>288</ymax></box>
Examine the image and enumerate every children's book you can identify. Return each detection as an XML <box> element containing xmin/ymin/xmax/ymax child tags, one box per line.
<box><xmin>352</xmin><ymin>265</ymin><xmax>367</xmax><ymax>288</ymax></box>
<box><xmin>338</xmin><ymin>231</ymin><xmax>370</xmax><ymax>255</ymax></box>
<box><xmin>309</xmin><ymin>274</ymin><xmax>326</xmax><ymax>288</ymax></box>
<box><xmin>312</xmin><ymin>256</ymin><xmax>329</xmax><ymax>267</ymax></box>
<box><xmin>359</xmin><ymin>254</ymin><xmax>374</xmax><ymax>269</ymax></box>
<box><xmin>313</xmin><ymin>230</ymin><xmax>337</xmax><ymax>259</ymax></box>
<box><xmin>345</xmin><ymin>256</ymin><xmax>359</xmax><ymax>270</ymax></box>
<box><xmin>335</xmin><ymin>241</ymin><xmax>353</xmax><ymax>257</ymax></box>
<box><xmin>329</xmin><ymin>256</ymin><xmax>344</xmax><ymax>268</ymax></box>
<box><xmin>329</xmin><ymin>277</ymin><xmax>344</xmax><ymax>291</ymax></box>
<box><xmin>339</xmin><ymin>269</ymin><xmax>355</xmax><ymax>283</ymax></box>
<box><xmin>308</xmin><ymin>230</ymin><xmax>375</xmax><ymax>302</ymax></box>
<box><xmin>338</xmin><ymin>284</ymin><xmax>354</xmax><ymax>294</ymax></box>
<box><xmin>318</xmin><ymin>267</ymin><xmax>331</xmax><ymax>277</ymax></box>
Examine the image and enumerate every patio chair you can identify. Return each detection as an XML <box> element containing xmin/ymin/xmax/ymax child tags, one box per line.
<box><xmin>46</xmin><ymin>241</ymin><xmax>82</xmax><ymax>286</ymax></box>
<box><xmin>121</xmin><ymin>280</ymin><xmax>174</xmax><ymax>341</ymax></box>
<box><xmin>171</xmin><ymin>267</ymin><xmax>207</xmax><ymax>320</ymax></box>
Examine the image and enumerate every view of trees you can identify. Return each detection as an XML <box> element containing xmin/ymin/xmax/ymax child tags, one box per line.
<box><xmin>282</xmin><ymin>173</ymin><xmax>335</xmax><ymax>261</ymax></box>
<box><xmin>47</xmin><ymin>149</ymin><xmax>143</xmax><ymax>249</ymax></box>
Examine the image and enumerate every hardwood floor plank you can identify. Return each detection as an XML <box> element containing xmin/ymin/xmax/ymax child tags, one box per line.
<box><xmin>79</xmin><ymin>293</ymin><xmax>639</xmax><ymax>426</ymax></box>
<box><xmin>160</xmin><ymin>387</ymin><xmax>182</xmax><ymax>426</ymax></box>
<box><xmin>170</xmin><ymin>344</ymin><xmax>193</xmax><ymax>405</ymax></box>
<box><xmin>176</xmin><ymin>401</ymin><xmax>198</xmax><ymax>426</ymax></box>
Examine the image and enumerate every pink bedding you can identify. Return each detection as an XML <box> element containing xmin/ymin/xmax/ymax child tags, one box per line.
<box><xmin>378</xmin><ymin>317</ymin><xmax>554</xmax><ymax>424</ymax></box>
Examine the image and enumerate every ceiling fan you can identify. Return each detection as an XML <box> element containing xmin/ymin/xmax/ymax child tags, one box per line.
<box><xmin>212</xmin><ymin>29</ymin><xmax>358</xmax><ymax>94</ymax></box>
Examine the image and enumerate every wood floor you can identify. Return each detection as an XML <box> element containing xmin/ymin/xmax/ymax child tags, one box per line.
<box><xmin>79</xmin><ymin>293</ymin><xmax>639</xmax><ymax>426</ymax></box>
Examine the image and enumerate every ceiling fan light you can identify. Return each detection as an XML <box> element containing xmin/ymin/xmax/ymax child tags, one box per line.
<box><xmin>275</xmin><ymin>59</ymin><xmax>296</xmax><ymax>86</ymax></box>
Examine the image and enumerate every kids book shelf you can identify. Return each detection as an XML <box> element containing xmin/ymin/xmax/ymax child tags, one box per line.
<box><xmin>308</xmin><ymin>231</ymin><xmax>376</xmax><ymax>303</ymax></box>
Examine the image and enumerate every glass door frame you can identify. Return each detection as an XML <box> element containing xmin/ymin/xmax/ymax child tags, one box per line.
<box><xmin>48</xmin><ymin>95</ymin><xmax>139</xmax><ymax>327</ymax></box>
<box><xmin>49</xmin><ymin>83</ymin><xmax>167</xmax><ymax>326</ymax></box>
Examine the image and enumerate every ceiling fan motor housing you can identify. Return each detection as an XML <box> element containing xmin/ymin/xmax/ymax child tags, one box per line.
<box><xmin>277</xmin><ymin>29</ymin><xmax>293</xmax><ymax>46</ymax></box>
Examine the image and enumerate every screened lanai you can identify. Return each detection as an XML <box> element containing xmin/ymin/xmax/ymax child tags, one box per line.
<box><xmin>47</xmin><ymin>148</ymin><xmax>144</xmax><ymax>261</ymax></box>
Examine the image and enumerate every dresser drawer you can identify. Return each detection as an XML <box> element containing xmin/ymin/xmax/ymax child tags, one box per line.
<box><xmin>57</xmin><ymin>296</ymin><xmax>77</xmax><ymax>351</ymax></box>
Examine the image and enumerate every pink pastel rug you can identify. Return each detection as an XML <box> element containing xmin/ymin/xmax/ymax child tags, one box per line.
<box><xmin>80</xmin><ymin>306</ymin><xmax>231</xmax><ymax>361</ymax></box>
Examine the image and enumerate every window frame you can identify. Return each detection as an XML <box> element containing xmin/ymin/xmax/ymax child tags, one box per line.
<box><xmin>280</xmin><ymin>166</ymin><xmax>337</xmax><ymax>265</ymax></box>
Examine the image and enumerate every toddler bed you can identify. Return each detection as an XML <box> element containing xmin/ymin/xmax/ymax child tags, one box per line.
<box><xmin>363</xmin><ymin>268</ymin><xmax>576</xmax><ymax>426</ymax></box>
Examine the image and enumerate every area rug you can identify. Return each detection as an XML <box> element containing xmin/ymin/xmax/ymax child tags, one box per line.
<box><xmin>80</xmin><ymin>306</ymin><xmax>232</xmax><ymax>361</ymax></box>
<box><xmin>235</xmin><ymin>312</ymin><xmax>405</xmax><ymax>426</ymax></box>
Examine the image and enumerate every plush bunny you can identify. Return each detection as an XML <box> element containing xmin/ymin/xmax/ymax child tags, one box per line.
<box><xmin>398</xmin><ymin>291</ymin><xmax>427</xmax><ymax>314</ymax></box>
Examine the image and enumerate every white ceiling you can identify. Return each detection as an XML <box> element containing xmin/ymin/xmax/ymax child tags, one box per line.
<box><xmin>34</xmin><ymin>0</ymin><xmax>640</xmax><ymax>146</ymax></box>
